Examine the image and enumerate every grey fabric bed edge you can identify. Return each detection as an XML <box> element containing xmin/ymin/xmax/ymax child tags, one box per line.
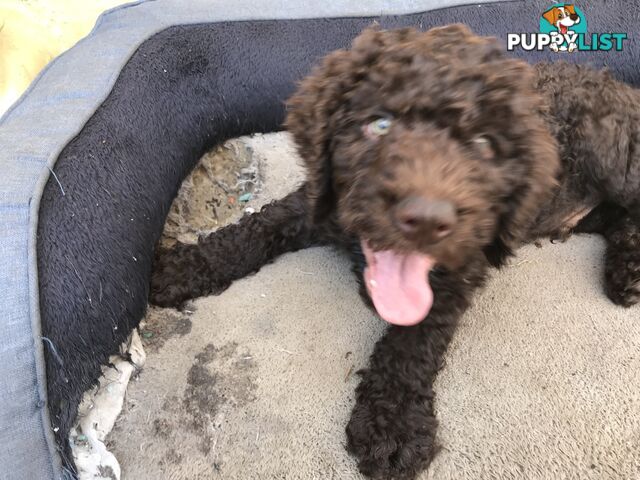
<box><xmin>1</xmin><ymin>0</ymin><xmax>637</xmax><ymax>478</ymax></box>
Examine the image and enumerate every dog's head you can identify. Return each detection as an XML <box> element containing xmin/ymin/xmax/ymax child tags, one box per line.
<box><xmin>286</xmin><ymin>25</ymin><xmax>559</xmax><ymax>325</ymax></box>
<box><xmin>542</xmin><ymin>4</ymin><xmax>581</xmax><ymax>31</ymax></box>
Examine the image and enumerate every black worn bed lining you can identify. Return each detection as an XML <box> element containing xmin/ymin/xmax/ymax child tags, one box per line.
<box><xmin>36</xmin><ymin>0</ymin><xmax>638</xmax><ymax>470</ymax></box>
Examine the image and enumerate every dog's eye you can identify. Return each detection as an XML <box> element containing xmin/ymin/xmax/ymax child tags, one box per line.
<box><xmin>470</xmin><ymin>135</ymin><xmax>495</xmax><ymax>160</ymax></box>
<box><xmin>365</xmin><ymin>118</ymin><xmax>393</xmax><ymax>137</ymax></box>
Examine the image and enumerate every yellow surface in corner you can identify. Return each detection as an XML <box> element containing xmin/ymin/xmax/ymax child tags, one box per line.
<box><xmin>0</xmin><ymin>0</ymin><xmax>130</xmax><ymax>115</ymax></box>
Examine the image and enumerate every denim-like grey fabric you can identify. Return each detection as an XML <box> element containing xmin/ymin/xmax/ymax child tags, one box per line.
<box><xmin>2</xmin><ymin>0</ymin><xmax>638</xmax><ymax>477</ymax></box>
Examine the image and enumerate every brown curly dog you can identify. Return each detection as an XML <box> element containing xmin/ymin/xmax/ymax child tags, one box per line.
<box><xmin>150</xmin><ymin>25</ymin><xmax>640</xmax><ymax>479</ymax></box>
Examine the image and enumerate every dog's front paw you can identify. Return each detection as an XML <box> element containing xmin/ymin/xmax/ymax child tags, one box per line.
<box><xmin>605</xmin><ymin>258</ymin><xmax>640</xmax><ymax>307</ymax></box>
<box><xmin>568</xmin><ymin>43</ymin><xmax>577</xmax><ymax>53</ymax></box>
<box><xmin>346</xmin><ymin>396</ymin><xmax>438</xmax><ymax>479</ymax></box>
<box><xmin>605</xmin><ymin>226</ymin><xmax>640</xmax><ymax>307</ymax></box>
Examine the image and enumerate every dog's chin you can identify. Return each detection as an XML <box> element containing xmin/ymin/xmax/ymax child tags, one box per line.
<box><xmin>361</xmin><ymin>241</ymin><xmax>436</xmax><ymax>326</ymax></box>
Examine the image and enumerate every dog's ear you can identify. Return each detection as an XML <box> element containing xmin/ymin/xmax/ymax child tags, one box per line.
<box><xmin>285</xmin><ymin>49</ymin><xmax>351</xmax><ymax>224</ymax></box>
<box><xmin>286</xmin><ymin>26</ymin><xmax>405</xmax><ymax>224</ymax></box>
<box><xmin>542</xmin><ymin>7</ymin><xmax>559</xmax><ymax>26</ymax></box>
<box><xmin>483</xmin><ymin>61</ymin><xmax>561</xmax><ymax>267</ymax></box>
<box><xmin>285</xmin><ymin>30</ymin><xmax>385</xmax><ymax>225</ymax></box>
<box><xmin>486</xmin><ymin>122</ymin><xmax>560</xmax><ymax>267</ymax></box>
<box><xmin>566</xmin><ymin>5</ymin><xmax>576</xmax><ymax>15</ymax></box>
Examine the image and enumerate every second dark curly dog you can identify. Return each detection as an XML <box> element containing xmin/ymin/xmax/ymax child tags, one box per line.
<box><xmin>150</xmin><ymin>25</ymin><xmax>640</xmax><ymax>479</ymax></box>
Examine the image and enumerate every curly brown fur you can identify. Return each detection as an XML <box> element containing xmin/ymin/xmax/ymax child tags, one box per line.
<box><xmin>150</xmin><ymin>186</ymin><xmax>328</xmax><ymax>307</ymax></box>
<box><xmin>150</xmin><ymin>25</ymin><xmax>640</xmax><ymax>479</ymax></box>
<box><xmin>287</xmin><ymin>26</ymin><xmax>559</xmax><ymax>267</ymax></box>
<box><xmin>603</xmin><ymin>216</ymin><xmax>640</xmax><ymax>306</ymax></box>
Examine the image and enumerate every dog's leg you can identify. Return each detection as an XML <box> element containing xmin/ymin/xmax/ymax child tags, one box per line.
<box><xmin>150</xmin><ymin>185</ymin><xmax>326</xmax><ymax>308</ymax></box>
<box><xmin>347</xmin><ymin>322</ymin><xmax>454</xmax><ymax>480</ymax></box>
<box><xmin>602</xmin><ymin>212</ymin><xmax>640</xmax><ymax>307</ymax></box>
<box><xmin>576</xmin><ymin>203</ymin><xmax>640</xmax><ymax>306</ymax></box>
<box><xmin>346</xmin><ymin>261</ymin><xmax>487</xmax><ymax>480</ymax></box>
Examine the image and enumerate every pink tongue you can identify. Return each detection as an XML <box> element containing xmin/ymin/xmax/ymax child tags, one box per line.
<box><xmin>362</xmin><ymin>242</ymin><xmax>435</xmax><ymax>326</ymax></box>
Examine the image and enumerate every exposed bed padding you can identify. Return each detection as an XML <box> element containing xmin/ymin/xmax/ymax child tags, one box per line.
<box><xmin>0</xmin><ymin>0</ymin><xmax>638</xmax><ymax>478</ymax></box>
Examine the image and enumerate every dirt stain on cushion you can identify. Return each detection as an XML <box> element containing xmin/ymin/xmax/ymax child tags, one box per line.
<box><xmin>150</xmin><ymin>341</ymin><xmax>258</xmax><ymax>467</ymax></box>
<box><xmin>140</xmin><ymin>307</ymin><xmax>193</xmax><ymax>352</ymax></box>
<box><xmin>182</xmin><ymin>342</ymin><xmax>258</xmax><ymax>454</ymax></box>
<box><xmin>160</xmin><ymin>140</ymin><xmax>261</xmax><ymax>248</ymax></box>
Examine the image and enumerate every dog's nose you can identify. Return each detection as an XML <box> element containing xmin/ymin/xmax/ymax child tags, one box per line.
<box><xmin>394</xmin><ymin>196</ymin><xmax>456</xmax><ymax>243</ymax></box>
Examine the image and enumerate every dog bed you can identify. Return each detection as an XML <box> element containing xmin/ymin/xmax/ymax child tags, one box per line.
<box><xmin>0</xmin><ymin>0</ymin><xmax>638</xmax><ymax>478</ymax></box>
